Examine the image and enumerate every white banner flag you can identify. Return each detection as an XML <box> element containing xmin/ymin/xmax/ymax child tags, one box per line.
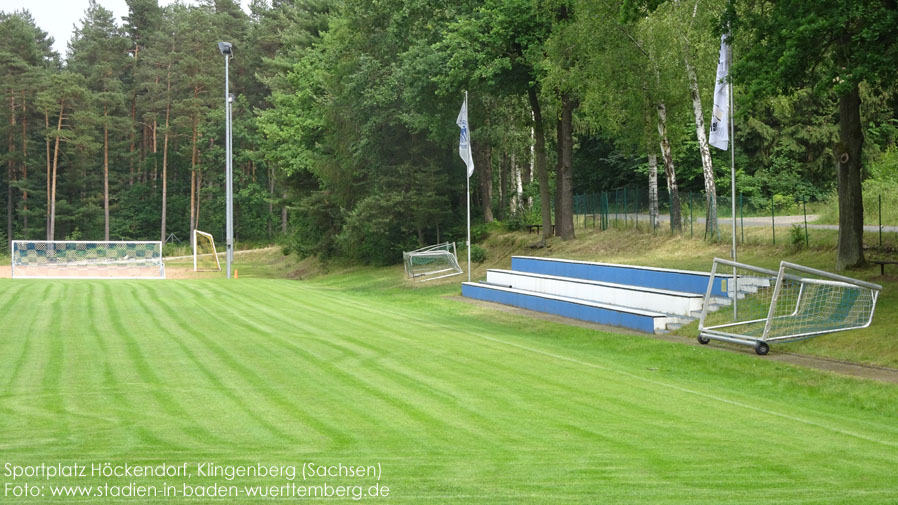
<box><xmin>457</xmin><ymin>93</ymin><xmax>475</xmax><ymax>177</ymax></box>
<box><xmin>709</xmin><ymin>34</ymin><xmax>730</xmax><ymax>151</ymax></box>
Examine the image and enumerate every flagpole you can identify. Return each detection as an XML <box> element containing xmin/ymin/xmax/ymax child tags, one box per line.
<box><xmin>729</xmin><ymin>39</ymin><xmax>738</xmax><ymax>319</ymax></box>
<box><xmin>465</xmin><ymin>91</ymin><xmax>472</xmax><ymax>282</ymax></box>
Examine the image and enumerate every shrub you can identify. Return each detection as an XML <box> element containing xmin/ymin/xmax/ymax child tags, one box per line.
<box><xmin>790</xmin><ymin>224</ymin><xmax>806</xmax><ymax>249</ymax></box>
<box><xmin>469</xmin><ymin>244</ymin><xmax>486</xmax><ymax>263</ymax></box>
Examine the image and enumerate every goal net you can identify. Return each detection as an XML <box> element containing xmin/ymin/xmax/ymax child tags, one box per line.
<box><xmin>698</xmin><ymin>258</ymin><xmax>881</xmax><ymax>354</ymax></box>
<box><xmin>193</xmin><ymin>230</ymin><xmax>221</xmax><ymax>272</ymax></box>
<box><xmin>403</xmin><ymin>242</ymin><xmax>463</xmax><ymax>281</ymax></box>
<box><xmin>11</xmin><ymin>240</ymin><xmax>165</xmax><ymax>279</ymax></box>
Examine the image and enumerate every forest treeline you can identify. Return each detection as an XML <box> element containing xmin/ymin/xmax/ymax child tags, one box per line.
<box><xmin>1</xmin><ymin>0</ymin><xmax>896</xmax><ymax>269</ymax></box>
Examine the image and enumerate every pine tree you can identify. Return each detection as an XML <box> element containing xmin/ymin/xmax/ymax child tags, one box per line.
<box><xmin>69</xmin><ymin>0</ymin><xmax>131</xmax><ymax>240</ymax></box>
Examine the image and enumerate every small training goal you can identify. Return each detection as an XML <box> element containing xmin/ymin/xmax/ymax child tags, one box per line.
<box><xmin>11</xmin><ymin>240</ymin><xmax>165</xmax><ymax>279</ymax></box>
<box><xmin>698</xmin><ymin>258</ymin><xmax>882</xmax><ymax>355</ymax></box>
<box><xmin>193</xmin><ymin>230</ymin><xmax>221</xmax><ymax>272</ymax></box>
<box><xmin>403</xmin><ymin>242</ymin><xmax>463</xmax><ymax>281</ymax></box>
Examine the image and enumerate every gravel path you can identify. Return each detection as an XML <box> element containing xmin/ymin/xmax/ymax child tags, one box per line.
<box><xmin>597</xmin><ymin>213</ymin><xmax>898</xmax><ymax>232</ymax></box>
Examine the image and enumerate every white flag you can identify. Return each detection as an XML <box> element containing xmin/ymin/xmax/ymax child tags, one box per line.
<box><xmin>457</xmin><ymin>93</ymin><xmax>475</xmax><ymax>177</ymax></box>
<box><xmin>709</xmin><ymin>34</ymin><xmax>730</xmax><ymax>151</ymax></box>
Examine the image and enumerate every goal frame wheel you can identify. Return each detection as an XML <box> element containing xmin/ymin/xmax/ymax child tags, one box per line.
<box><xmin>755</xmin><ymin>342</ymin><xmax>770</xmax><ymax>355</ymax></box>
<box><xmin>698</xmin><ymin>336</ymin><xmax>710</xmax><ymax>345</ymax></box>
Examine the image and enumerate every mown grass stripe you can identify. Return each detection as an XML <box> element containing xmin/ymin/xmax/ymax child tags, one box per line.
<box><xmin>100</xmin><ymin>282</ymin><xmax>225</xmax><ymax>450</ymax></box>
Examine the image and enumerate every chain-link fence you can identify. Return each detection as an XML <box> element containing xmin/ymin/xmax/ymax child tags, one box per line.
<box><xmin>571</xmin><ymin>187</ymin><xmax>896</xmax><ymax>250</ymax></box>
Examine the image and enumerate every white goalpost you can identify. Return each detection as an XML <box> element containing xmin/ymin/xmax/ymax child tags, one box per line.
<box><xmin>11</xmin><ymin>240</ymin><xmax>165</xmax><ymax>279</ymax></box>
<box><xmin>193</xmin><ymin>230</ymin><xmax>222</xmax><ymax>272</ymax></box>
<box><xmin>698</xmin><ymin>258</ymin><xmax>882</xmax><ymax>355</ymax></box>
<box><xmin>403</xmin><ymin>242</ymin><xmax>463</xmax><ymax>281</ymax></box>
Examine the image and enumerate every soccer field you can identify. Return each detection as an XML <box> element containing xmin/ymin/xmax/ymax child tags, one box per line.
<box><xmin>1</xmin><ymin>277</ymin><xmax>897</xmax><ymax>504</ymax></box>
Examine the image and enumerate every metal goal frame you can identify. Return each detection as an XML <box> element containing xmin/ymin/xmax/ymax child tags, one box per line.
<box><xmin>193</xmin><ymin>230</ymin><xmax>222</xmax><ymax>272</ymax></box>
<box><xmin>698</xmin><ymin>258</ymin><xmax>882</xmax><ymax>355</ymax></box>
<box><xmin>403</xmin><ymin>242</ymin><xmax>463</xmax><ymax>282</ymax></box>
<box><xmin>11</xmin><ymin>240</ymin><xmax>165</xmax><ymax>279</ymax></box>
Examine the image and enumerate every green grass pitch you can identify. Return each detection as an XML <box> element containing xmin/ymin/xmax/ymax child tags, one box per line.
<box><xmin>1</xmin><ymin>277</ymin><xmax>897</xmax><ymax>503</ymax></box>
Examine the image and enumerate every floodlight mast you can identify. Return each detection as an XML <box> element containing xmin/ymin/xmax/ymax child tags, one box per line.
<box><xmin>219</xmin><ymin>41</ymin><xmax>234</xmax><ymax>278</ymax></box>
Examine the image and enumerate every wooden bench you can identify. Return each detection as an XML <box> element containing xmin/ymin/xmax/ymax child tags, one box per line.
<box><xmin>527</xmin><ymin>224</ymin><xmax>556</xmax><ymax>235</ymax></box>
<box><xmin>872</xmin><ymin>260</ymin><xmax>898</xmax><ymax>276</ymax></box>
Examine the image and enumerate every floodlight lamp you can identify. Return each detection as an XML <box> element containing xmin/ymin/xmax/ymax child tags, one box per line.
<box><xmin>218</xmin><ymin>41</ymin><xmax>233</xmax><ymax>55</ymax></box>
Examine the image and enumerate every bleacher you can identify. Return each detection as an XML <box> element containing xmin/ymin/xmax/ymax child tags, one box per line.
<box><xmin>462</xmin><ymin>256</ymin><xmax>734</xmax><ymax>334</ymax></box>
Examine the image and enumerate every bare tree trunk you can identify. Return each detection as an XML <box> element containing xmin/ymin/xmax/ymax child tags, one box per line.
<box><xmin>281</xmin><ymin>191</ymin><xmax>287</xmax><ymax>234</ymax></box>
<box><xmin>7</xmin><ymin>94</ymin><xmax>16</xmax><ymax>250</ymax></box>
<box><xmin>525</xmin><ymin>125</ymin><xmax>534</xmax><ymax>208</ymax></box>
<box><xmin>511</xmin><ymin>152</ymin><xmax>522</xmax><ymax>213</ymax></box>
<box><xmin>141</xmin><ymin>124</ymin><xmax>148</xmax><ymax>184</ymax></box>
<box><xmin>683</xmin><ymin>51</ymin><xmax>718</xmax><ymax>239</ymax></box>
<box><xmin>103</xmin><ymin>106</ymin><xmax>110</xmax><ymax>241</ymax></box>
<box><xmin>49</xmin><ymin>101</ymin><xmax>64</xmax><ymax>241</ymax></box>
<box><xmin>129</xmin><ymin>98</ymin><xmax>136</xmax><ymax>186</ymax></box>
<box><xmin>160</xmin><ymin>78</ymin><xmax>171</xmax><ymax>245</ymax></box>
<box><xmin>648</xmin><ymin>152</ymin><xmax>659</xmax><ymax>229</ymax></box>
<box><xmin>554</xmin><ymin>114</ymin><xmax>562</xmax><ymax>236</ymax></box>
<box><xmin>557</xmin><ymin>93</ymin><xmax>575</xmax><ymax>240</ymax></box>
<box><xmin>129</xmin><ymin>43</ymin><xmax>139</xmax><ymax>187</ymax></box>
<box><xmin>835</xmin><ymin>83</ymin><xmax>865</xmax><ymax>270</ymax></box>
<box><xmin>477</xmin><ymin>143</ymin><xmax>494</xmax><ymax>222</ymax></box>
<box><xmin>151</xmin><ymin>117</ymin><xmax>157</xmax><ymax>187</ymax></box>
<box><xmin>657</xmin><ymin>102</ymin><xmax>682</xmax><ymax>232</ymax></box>
<box><xmin>21</xmin><ymin>91</ymin><xmax>27</xmax><ymax>235</ymax></box>
<box><xmin>498</xmin><ymin>151</ymin><xmax>507</xmax><ymax>220</ymax></box>
<box><xmin>189</xmin><ymin>95</ymin><xmax>199</xmax><ymax>241</ymax></box>
<box><xmin>45</xmin><ymin>111</ymin><xmax>50</xmax><ymax>236</ymax></box>
<box><xmin>195</xmin><ymin>170</ymin><xmax>203</xmax><ymax>231</ymax></box>
<box><xmin>528</xmin><ymin>86</ymin><xmax>552</xmax><ymax>240</ymax></box>
<box><xmin>268</xmin><ymin>165</ymin><xmax>274</xmax><ymax>239</ymax></box>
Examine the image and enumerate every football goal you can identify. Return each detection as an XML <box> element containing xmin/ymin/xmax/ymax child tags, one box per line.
<box><xmin>403</xmin><ymin>242</ymin><xmax>463</xmax><ymax>281</ymax></box>
<box><xmin>193</xmin><ymin>230</ymin><xmax>221</xmax><ymax>272</ymax></box>
<box><xmin>698</xmin><ymin>258</ymin><xmax>882</xmax><ymax>355</ymax></box>
<box><xmin>11</xmin><ymin>240</ymin><xmax>165</xmax><ymax>279</ymax></box>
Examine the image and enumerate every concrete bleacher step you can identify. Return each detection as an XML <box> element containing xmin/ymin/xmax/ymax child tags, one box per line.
<box><xmin>462</xmin><ymin>282</ymin><xmax>683</xmax><ymax>334</ymax></box>
<box><xmin>511</xmin><ymin>256</ymin><xmax>726</xmax><ymax>296</ymax></box>
<box><xmin>485</xmin><ymin>269</ymin><xmax>705</xmax><ymax>318</ymax></box>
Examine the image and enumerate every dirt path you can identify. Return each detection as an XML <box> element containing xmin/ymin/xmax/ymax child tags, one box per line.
<box><xmin>452</xmin><ymin>296</ymin><xmax>898</xmax><ymax>385</ymax></box>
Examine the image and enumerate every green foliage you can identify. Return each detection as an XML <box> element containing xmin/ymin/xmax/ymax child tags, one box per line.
<box><xmin>790</xmin><ymin>224</ymin><xmax>806</xmax><ymax>249</ymax></box>
<box><xmin>469</xmin><ymin>243</ymin><xmax>486</xmax><ymax>263</ymax></box>
<box><xmin>503</xmin><ymin>210</ymin><xmax>528</xmax><ymax>231</ymax></box>
<box><xmin>337</xmin><ymin>194</ymin><xmax>417</xmax><ymax>266</ymax></box>
<box><xmin>284</xmin><ymin>191</ymin><xmax>343</xmax><ymax>262</ymax></box>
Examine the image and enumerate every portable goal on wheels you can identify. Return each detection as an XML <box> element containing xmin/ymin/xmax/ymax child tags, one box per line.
<box><xmin>698</xmin><ymin>258</ymin><xmax>881</xmax><ymax>355</ymax></box>
<box><xmin>193</xmin><ymin>230</ymin><xmax>221</xmax><ymax>272</ymax></box>
<box><xmin>403</xmin><ymin>242</ymin><xmax>463</xmax><ymax>281</ymax></box>
<box><xmin>11</xmin><ymin>240</ymin><xmax>165</xmax><ymax>279</ymax></box>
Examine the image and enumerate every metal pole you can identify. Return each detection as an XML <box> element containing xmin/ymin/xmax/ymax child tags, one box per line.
<box><xmin>690</xmin><ymin>192</ymin><xmax>693</xmax><ymax>238</ymax></box>
<box><xmin>730</xmin><ymin>76</ymin><xmax>736</xmax><ymax>262</ymax></box>
<box><xmin>880</xmin><ymin>194</ymin><xmax>883</xmax><ymax>248</ymax></box>
<box><xmin>727</xmin><ymin>45</ymin><xmax>737</xmax><ymax>319</ymax></box>
<box><xmin>465</xmin><ymin>91</ymin><xmax>471</xmax><ymax>283</ymax></box>
<box><xmin>771</xmin><ymin>198</ymin><xmax>775</xmax><ymax>245</ymax></box>
<box><xmin>466</xmin><ymin>165</ymin><xmax>471</xmax><ymax>282</ymax></box>
<box><xmin>803</xmin><ymin>198</ymin><xmax>809</xmax><ymax>248</ymax></box>
<box><xmin>224</xmin><ymin>53</ymin><xmax>234</xmax><ymax>279</ymax></box>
